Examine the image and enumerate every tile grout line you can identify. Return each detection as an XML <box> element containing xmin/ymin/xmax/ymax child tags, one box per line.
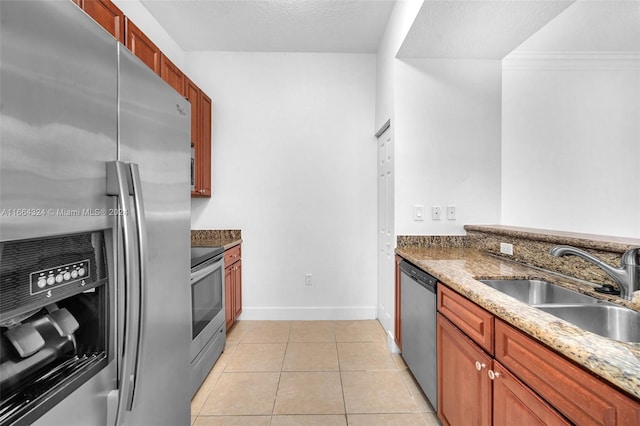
<box><xmin>335</xmin><ymin>335</ymin><xmax>349</xmax><ymax>424</ymax></box>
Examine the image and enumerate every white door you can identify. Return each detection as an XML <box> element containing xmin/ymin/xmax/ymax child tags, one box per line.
<box><xmin>376</xmin><ymin>121</ymin><xmax>395</xmax><ymax>349</ymax></box>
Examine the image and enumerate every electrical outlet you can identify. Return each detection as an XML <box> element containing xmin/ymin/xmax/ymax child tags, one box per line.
<box><xmin>432</xmin><ymin>206</ymin><xmax>441</xmax><ymax>220</ymax></box>
<box><xmin>305</xmin><ymin>274</ymin><xmax>312</xmax><ymax>286</ymax></box>
<box><xmin>500</xmin><ymin>242</ymin><xmax>514</xmax><ymax>256</ymax></box>
<box><xmin>447</xmin><ymin>205</ymin><xmax>456</xmax><ymax>220</ymax></box>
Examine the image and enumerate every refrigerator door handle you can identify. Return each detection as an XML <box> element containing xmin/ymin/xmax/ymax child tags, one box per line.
<box><xmin>126</xmin><ymin>163</ymin><xmax>148</xmax><ymax>411</ymax></box>
<box><xmin>106</xmin><ymin>161</ymin><xmax>141</xmax><ymax>426</ymax></box>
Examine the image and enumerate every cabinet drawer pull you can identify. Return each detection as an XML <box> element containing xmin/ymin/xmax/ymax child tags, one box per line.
<box><xmin>488</xmin><ymin>370</ymin><xmax>500</xmax><ymax>380</ymax></box>
<box><xmin>475</xmin><ymin>361</ymin><xmax>486</xmax><ymax>371</ymax></box>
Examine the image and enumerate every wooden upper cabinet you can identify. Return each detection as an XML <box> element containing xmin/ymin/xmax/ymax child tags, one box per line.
<box><xmin>185</xmin><ymin>77</ymin><xmax>212</xmax><ymax>197</ymax></box>
<box><xmin>76</xmin><ymin>0</ymin><xmax>124</xmax><ymax>43</ymax></box>
<box><xmin>198</xmin><ymin>92</ymin><xmax>212</xmax><ymax>197</ymax></box>
<box><xmin>185</xmin><ymin>78</ymin><xmax>201</xmax><ymax>145</ymax></box>
<box><xmin>160</xmin><ymin>54</ymin><xmax>185</xmax><ymax>96</ymax></box>
<box><xmin>125</xmin><ymin>18</ymin><xmax>160</xmax><ymax>75</ymax></box>
<box><xmin>75</xmin><ymin>0</ymin><xmax>213</xmax><ymax>198</ymax></box>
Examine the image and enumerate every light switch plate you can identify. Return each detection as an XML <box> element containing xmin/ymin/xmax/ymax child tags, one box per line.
<box><xmin>414</xmin><ymin>205</ymin><xmax>425</xmax><ymax>221</ymax></box>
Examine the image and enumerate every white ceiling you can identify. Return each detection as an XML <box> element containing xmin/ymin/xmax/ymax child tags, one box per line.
<box><xmin>397</xmin><ymin>0</ymin><xmax>576</xmax><ymax>59</ymax></box>
<box><xmin>138</xmin><ymin>0</ymin><xmax>640</xmax><ymax>56</ymax></box>
<box><xmin>139</xmin><ymin>0</ymin><xmax>396</xmax><ymax>53</ymax></box>
<box><xmin>513</xmin><ymin>0</ymin><xmax>640</xmax><ymax>53</ymax></box>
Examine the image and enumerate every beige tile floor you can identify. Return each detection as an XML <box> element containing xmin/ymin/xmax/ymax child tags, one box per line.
<box><xmin>191</xmin><ymin>320</ymin><xmax>441</xmax><ymax>426</ymax></box>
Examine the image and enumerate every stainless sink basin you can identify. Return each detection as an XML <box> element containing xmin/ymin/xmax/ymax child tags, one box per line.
<box><xmin>478</xmin><ymin>278</ymin><xmax>640</xmax><ymax>343</ymax></box>
<box><xmin>537</xmin><ymin>304</ymin><xmax>640</xmax><ymax>343</ymax></box>
<box><xmin>478</xmin><ymin>279</ymin><xmax>598</xmax><ymax>305</ymax></box>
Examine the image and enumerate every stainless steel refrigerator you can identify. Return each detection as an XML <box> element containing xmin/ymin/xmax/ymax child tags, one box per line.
<box><xmin>0</xmin><ymin>1</ymin><xmax>191</xmax><ymax>425</ymax></box>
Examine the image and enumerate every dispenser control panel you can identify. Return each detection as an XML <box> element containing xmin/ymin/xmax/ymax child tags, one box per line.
<box><xmin>30</xmin><ymin>260</ymin><xmax>90</xmax><ymax>295</ymax></box>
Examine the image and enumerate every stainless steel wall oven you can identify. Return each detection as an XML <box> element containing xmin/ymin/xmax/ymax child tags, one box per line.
<box><xmin>190</xmin><ymin>247</ymin><xmax>226</xmax><ymax>395</ymax></box>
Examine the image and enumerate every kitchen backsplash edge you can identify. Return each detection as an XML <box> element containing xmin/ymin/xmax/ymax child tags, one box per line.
<box><xmin>398</xmin><ymin>225</ymin><xmax>640</xmax><ymax>288</ymax></box>
<box><xmin>191</xmin><ymin>229</ymin><xmax>242</xmax><ymax>249</ymax></box>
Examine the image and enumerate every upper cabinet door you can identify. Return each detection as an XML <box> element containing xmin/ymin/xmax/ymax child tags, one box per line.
<box><xmin>125</xmin><ymin>18</ymin><xmax>160</xmax><ymax>75</ymax></box>
<box><xmin>160</xmin><ymin>54</ymin><xmax>185</xmax><ymax>96</ymax></box>
<box><xmin>185</xmin><ymin>78</ymin><xmax>200</xmax><ymax>146</ymax></box>
<box><xmin>79</xmin><ymin>0</ymin><xmax>124</xmax><ymax>43</ymax></box>
<box><xmin>198</xmin><ymin>92</ymin><xmax>212</xmax><ymax>197</ymax></box>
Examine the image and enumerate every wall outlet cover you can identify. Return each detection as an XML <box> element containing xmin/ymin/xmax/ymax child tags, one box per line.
<box><xmin>432</xmin><ymin>206</ymin><xmax>441</xmax><ymax>220</ymax></box>
<box><xmin>500</xmin><ymin>242</ymin><xmax>514</xmax><ymax>256</ymax></box>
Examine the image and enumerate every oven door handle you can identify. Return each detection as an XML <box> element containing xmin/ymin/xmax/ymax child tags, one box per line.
<box><xmin>106</xmin><ymin>161</ymin><xmax>142</xmax><ymax>426</ymax></box>
<box><xmin>191</xmin><ymin>258</ymin><xmax>223</xmax><ymax>284</ymax></box>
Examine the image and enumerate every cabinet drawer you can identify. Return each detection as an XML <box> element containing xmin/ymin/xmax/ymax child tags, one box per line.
<box><xmin>495</xmin><ymin>319</ymin><xmax>640</xmax><ymax>425</ymax></box>
<box><xmin>437</xmin><ymin>285</ymin><xmax>494</xmax><ymax>354</ymax></box>
<box><xmin>224</xmin><ymin>245</ymin><xmax>241</xmax><ymax>265</ymax></box>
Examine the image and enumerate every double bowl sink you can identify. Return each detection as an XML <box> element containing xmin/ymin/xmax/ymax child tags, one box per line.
<box><xmin>478</xmin><ymin>279</ymin><xmax>640</xmax><ymax>343</ymax></box>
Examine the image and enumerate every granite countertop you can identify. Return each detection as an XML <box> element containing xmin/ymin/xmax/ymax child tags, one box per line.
<box><xmin>191</xmin><ymin>229</ymin><xmax>242</xmax><ymax>250</ymax></box>
<box><xmin>396</xmin><ymin>246</ymin><xmax>640</xmax><ymax>400</ymax></box>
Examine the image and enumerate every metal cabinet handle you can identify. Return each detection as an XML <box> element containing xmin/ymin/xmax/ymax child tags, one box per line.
<box><xmin>488</xmin><ymin>370</ymin><xmax>500</xmax><ymax>380</ymax></box>
<box><xmin>475</xmin><ymin>361</ymin><xmax>486</xmax><ymax>371</ymax></box>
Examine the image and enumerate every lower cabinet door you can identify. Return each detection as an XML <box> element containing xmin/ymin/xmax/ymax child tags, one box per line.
<box><xmin>233</xmin><ymin>260</ymin><xmax>242</xmax><ymax>319</ymax></box>
<box><xmin>438</xmin><ymin>313</ymin><xmax>492</xmax><ymax>426</ymax></box>
<box><xmin>492</xmin><ymin>361</ymin><xmax>570</xmax><ymax>426</ymax></box>
<box><xmin>225</xmin><ymin>265</ymin><xmax>233</xmax><ymax>330</ymax></box>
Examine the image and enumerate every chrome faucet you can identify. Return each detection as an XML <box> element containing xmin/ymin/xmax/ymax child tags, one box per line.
<box><xmin>550</xmin><ymin>245</ymin><xmax>640</xmax><ymax>300</ymax></box>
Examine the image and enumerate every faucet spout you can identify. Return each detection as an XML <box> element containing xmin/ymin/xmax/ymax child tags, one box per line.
<box><xmin>549</xmin><ymin>245</ymin><xmax>640</xmax><ymax>301</ymax></box>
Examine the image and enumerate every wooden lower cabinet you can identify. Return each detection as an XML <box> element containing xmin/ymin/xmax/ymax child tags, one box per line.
<box><xmin>437</xmin><ymin>284</ymin><xmax>640</xmax><ymax>426</ymax></box>
<box><xmin>224</xmin><ymin>245</ymin><xmax>242</xmax><ymax>330</ymax></box>
<box><xmin>438</xmin><ymin>313</ymin><xmax>492</xmax><ymax>426</ymax></box>
<box><xmin>438</xmin><ymin>313</ymin><xmax>569</xmax><ymax>426</ymax></box>
<box><xmin>233</xmin><ymin>259</ymin><xmax>242</xmax><ymax>319</ymax></box>
<box><xmin>492</xmin><ymin>361</ymin><xmax>570</xmax><ymax>426</ymax></box>
<box><xmin>394</xmin><ymin>255</ymin><xmax>402</xmax><ymax>349</ymax></box>
<box><xmin>495</xmin><ymin>320</ymin><xmax>640</xmax><ymax>425</ymax></box>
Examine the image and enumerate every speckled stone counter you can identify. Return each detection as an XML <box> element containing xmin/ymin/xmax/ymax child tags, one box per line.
<box><xmin>191</xmin><ymin>229</ymin><xmax>242</xmax><ymax>250</ymax></box>
<box><xmin>395</xmin><ymin>246</ymin><xmax>640</xmax><ymax>400</ymax></box>
<box><xmin>465</xmin><ymin>225</ymin><xmax>640</xmax><ymax>287</ymax></box>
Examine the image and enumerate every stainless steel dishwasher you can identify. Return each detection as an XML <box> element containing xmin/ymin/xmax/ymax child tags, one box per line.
<box><xmin>400</xmin><ymin>259</ymin><xmax>438</xmax><ymax>409</ymax></box>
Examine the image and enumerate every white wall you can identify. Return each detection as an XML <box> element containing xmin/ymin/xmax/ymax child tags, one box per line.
<box><xmin>375</xmin><ymin>0</ymin><xmax>424</xmax><ymax>131</ymax></box>
<box><xmin>395</xmin><ymin>59</ymin><xmax>502</xmax><ymax>235</ymax></box>
<box><xmin>374</xmin><ymin>0</ymin><xmax>423</xmax><ymax>346</ymax></box>
<box><xmin>188</xmin><ymin>52</ymin><xmax>378</xmax><ymax>319</ymax></box>
<box><xmin>502</xmin><ymin>52</ymin><xmax>640</xmax><ymax>237</ymax></box>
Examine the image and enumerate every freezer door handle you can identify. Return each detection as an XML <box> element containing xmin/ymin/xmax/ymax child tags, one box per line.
<box><xmin>126</xmin><ymin>163</ymin><xmax>148</xmax><ymax>411</ymax></box>
<box><xmin>106</xmin><ymin>161</ymin><xmax>142</xmax><ymax>426</ymax></box>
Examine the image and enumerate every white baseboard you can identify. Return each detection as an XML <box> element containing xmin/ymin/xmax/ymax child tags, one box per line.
<box><xmin>237</xmin><ymin>306</ymin><xmax>377</xmax><ymax>321</ymax></box>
